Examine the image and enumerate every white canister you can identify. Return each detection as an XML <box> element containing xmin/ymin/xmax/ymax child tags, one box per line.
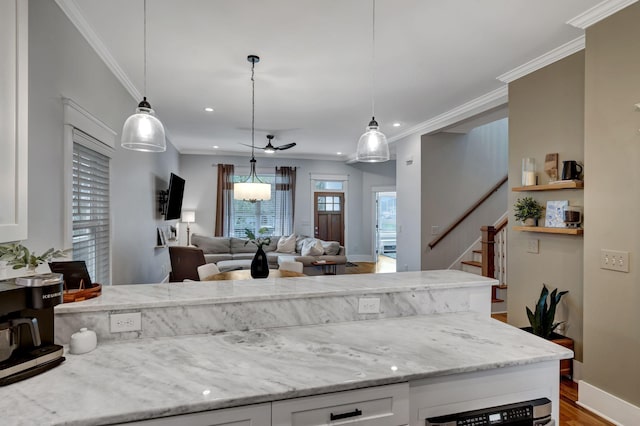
<box><xmin>69</xmin><ymin>327</ymin><xmax>97</xmax><ymax>354</ymax></box>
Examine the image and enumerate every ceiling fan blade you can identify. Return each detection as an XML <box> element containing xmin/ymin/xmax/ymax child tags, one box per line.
<box><xmin>239</xmin><ymin>143</ymin><xmax>255</xmax><ymax>148</ymax></box>
<box><xmin>274</xmin><ymin>143</ymin><xmax>297</xmax><ymax>150</ymax></box>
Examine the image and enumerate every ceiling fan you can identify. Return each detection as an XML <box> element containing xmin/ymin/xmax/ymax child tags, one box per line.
<box><xmin>241</xmin><ymin>135</ymin><xmax>296</xmax><ymax>154</ymax></box>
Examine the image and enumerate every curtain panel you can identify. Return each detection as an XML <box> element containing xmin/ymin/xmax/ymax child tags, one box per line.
<box><xmin>214</xmin><ymin>164</ymin><xmax>235</xmax><ymax>236</ymax></box>
<box><xmin>275</xmin><ymin>166</ymin><xmax>296</xmax><ymax>236</ymax></box>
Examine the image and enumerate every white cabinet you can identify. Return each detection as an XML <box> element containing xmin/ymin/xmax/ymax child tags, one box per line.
<box><xmin>123</xmin><ymin>402</ymin><xmax>271</xmax><ymax>425</ymax></box>
<box><xmin>272</xmin><ymin>383</ymin><xmax>409</xmax><ymax>426</ymax></box>
<box><xmin>0</xmin><ymin>0</ymin><xmax>28</xmax><ymax>243</ymax></box>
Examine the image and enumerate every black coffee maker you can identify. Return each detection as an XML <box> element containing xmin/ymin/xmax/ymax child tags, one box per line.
<box><xmin>0</xmin><ymin>273</ymin><xmax>65</xmax><ymax>386</ymax></box>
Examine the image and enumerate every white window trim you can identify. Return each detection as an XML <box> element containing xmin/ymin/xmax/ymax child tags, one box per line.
<box><xmin>309</xmin><ymin>174</ymin><xmax>349</xmax><ymax>253</ymax></box>
<box><xmin>63</xmin><ymin>98</ymin><xmax>116</xmax><ymax>283</ymax></box>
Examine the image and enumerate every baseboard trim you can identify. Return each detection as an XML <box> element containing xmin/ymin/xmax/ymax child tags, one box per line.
<box><xmin>578</xmin><ymin>380</ymin><xmax>640</xmax><ymax>425</ymax></box>
<box><xmin>161</xmin><ymin>274</ymin><xmax>170</xmax><ymax>283</ymax></box>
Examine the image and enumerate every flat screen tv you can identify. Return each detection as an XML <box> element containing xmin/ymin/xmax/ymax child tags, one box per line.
<box><xmin>164</xmin><ymin>173</ymin><xmax>185</xmax><ymax>220</ymax></box>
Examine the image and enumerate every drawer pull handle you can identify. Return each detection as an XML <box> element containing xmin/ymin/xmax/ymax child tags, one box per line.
<box><xmin>330</xmin><ymin>408</ymin><xmax>362</xmax><ymax>421</ymax></box>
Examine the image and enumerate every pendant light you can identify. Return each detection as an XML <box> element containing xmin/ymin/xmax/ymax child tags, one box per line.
<box><xmin>121</xmin><ymin>0</ymin><xmax>166</xmax><ymax>152</ymax></box>
<box><xmin>234</xmin><ymin>55</ymin><xmax>271</xmax><ymax>203</ymax></box>
<box><xmin>356</xmin><ymin>0</ymin><xmax>389</xmax><ymax>162</ymax></box>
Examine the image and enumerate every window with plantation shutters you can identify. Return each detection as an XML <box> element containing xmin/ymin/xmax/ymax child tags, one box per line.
<box><xmin>72</xmin><ymin>135</ymin><xmax>110</xmax><ymax>285</ymax></box>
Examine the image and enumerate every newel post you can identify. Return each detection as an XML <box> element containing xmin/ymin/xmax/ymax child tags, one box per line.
<box><xmin>481</xmin><ymin>225</ymin><xmax>495</xmax><ymax>278</ymax></box>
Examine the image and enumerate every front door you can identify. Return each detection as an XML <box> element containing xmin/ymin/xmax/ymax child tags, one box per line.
<box><xmin>314</xmin><ymin>192</ymin><xmax>344</xmax><ymax>245</ymax></box>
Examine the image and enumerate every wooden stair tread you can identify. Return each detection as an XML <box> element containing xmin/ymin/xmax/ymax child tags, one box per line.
<box><xmin>492</xmin><ymin>298</ymin><xmax>505</xmax><ymax>303</ymax></box>
<box><xmin>461</xmin><ymin>260</ymin><xmax>482</xmax><ymax>267</ymax></box>
<box><xmin>472</xmin><ymin>250</ymin><xmax>482</xmax><ymax>254</ymax></box>
<box><xmin>492</xmin><ymin>284</ymin><xmax>508</xmax><ymax>289</ymax></box>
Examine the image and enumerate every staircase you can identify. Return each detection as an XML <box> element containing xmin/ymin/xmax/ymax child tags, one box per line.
<box><xmin>460</xmin><ymin>217</ymin><xmax>508</xmax><ymax>313</ymax></box>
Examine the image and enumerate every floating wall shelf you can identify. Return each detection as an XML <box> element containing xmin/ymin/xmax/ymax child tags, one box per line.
<box><xmin>512</xmin><ymin>181</ymin><xmax>583</xmax><ymax>191</ymax></box>
<box><xmin>513</xmin><ymin>226</ymin><xmax>583</xmax><ymax>235</ymax></box>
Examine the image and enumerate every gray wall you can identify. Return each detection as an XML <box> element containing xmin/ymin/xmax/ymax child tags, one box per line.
<box><xmin>507</xmin><ymin>52</ymin><xmax>585</xmax><ymax>359</ymax></box>
<box><xmin>27</xmin><ymin>0</ymin><xmax>179</xmax><ymax>285</ymax></box>
<box><xmin>179</xmin><ymin>154</ymin><xmax>396</xmax><ymax>259</ymax></box>
<box><xmin>394</xmin><ymin>133</ymin><xmax>422</xmax><ymax>271</ymax></box>
<box><xmin>583</xmin><ymin>3</ymin><xmax>640</xmax><ymax>406</ymax></box>
<box><xmin>421</xmin><ymin>119</ymin><xmax>508</xmax><ymax>270</ymax></box>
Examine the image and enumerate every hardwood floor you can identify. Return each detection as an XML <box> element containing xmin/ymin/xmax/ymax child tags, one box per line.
<box><xmin>345</xmin><ymin>262</ymin><xmax>613</xmax><ymax>425</ymax></box>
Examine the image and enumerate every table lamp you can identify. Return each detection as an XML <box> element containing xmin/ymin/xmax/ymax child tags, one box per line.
<box><xmin>181</xmin><ymin>210</ymin><xmax>195</xmax><ymax>246</ymax></box>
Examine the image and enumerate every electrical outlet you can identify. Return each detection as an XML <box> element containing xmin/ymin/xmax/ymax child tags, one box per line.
<box><xmin>600</xmin><ymin>249</ymin><xmax>630</xmax><ymax>273</ymax></box>
<box><xmin>527</xmin><ymin>239</ymin><xmax>539</xmax><ymax>254</ymax></box>
<box><xmin>110</xmin><ymin>312</ymin><xmax>142</xmax><ymax>333</ymax></box>
<box><xmin>358</xmin><ymin>297</ymin><xmax>381</xmax><ymax>314</ymax></box>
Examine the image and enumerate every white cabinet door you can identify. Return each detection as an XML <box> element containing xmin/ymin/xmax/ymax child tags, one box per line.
<box><xmin>123</xmin><ymin>402</ymin><xmax>271</xmax><ymax>425</ymax></box>
<box><xmin>0</xmin><ymin>0</ymin><xmax>28</xmax><ymax>243</ymax></box>
<box><xmin>272</xmin><ymin>383</ymin><xmax>409</xmax><ymax>426</ymax></box>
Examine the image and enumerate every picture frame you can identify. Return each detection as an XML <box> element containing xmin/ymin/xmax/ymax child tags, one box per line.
<box><xmin>545</xmin><ymin>200</ymin><xmax>568</xmax><ymax>228</ymax></box>
<box><xmin>157</xmin><ymin>227</ymin><xmax>167</xmax><ymax>247</ymax></box>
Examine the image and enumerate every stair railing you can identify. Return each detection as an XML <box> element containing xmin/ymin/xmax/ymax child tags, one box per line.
<box><xmin>482</xmin><ymin>217</ymin><xmax>508</xmax><ymax>301</ymax></box>
<box><xmin>428</xmin><ymin>175</ymin><xmax>508</xmax><ymax>250</ymax></box>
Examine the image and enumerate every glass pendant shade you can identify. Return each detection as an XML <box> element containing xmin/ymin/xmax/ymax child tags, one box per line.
<box><xmin>121</xmin><ymin>99</ymin><xmax>166</xmax><ymax>152</ymax></box>
<box><xmin>356</xmin><ymin>117</ymin><xmax>389</xmax><ymax>162</ymax></box>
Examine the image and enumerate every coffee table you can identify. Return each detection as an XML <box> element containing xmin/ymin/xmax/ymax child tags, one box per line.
<box><xmin>311</xmin><ymin>261</ymin><xmax>337</xmax><ymax>275</ymax></box>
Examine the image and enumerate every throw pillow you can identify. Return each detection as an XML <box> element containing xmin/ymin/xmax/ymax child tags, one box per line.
<box><xmin>321</xmin><ymin>241</ymin><xmax>340</xmax><ymax>255</ymax></box>
<box><xmin>276</xmin><ymin>234</ymin><xmax>297</xmax><ymax>253</ymax></box>
<box><xmin>301</xmin><ymin>238</ymin><xmax>323</xmax><ymax>256</ymax></box>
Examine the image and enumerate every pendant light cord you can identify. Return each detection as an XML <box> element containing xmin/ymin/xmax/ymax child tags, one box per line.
<box><xmin>371</xmin><ymin>0</ymin><xmax>376</xmax><ymax>119</ymax></box>
<box><xmin>143</xmin><ymin>0</ymin><xmax>147</xmax><ymax>98</ymax></box>
<box><xmin>251</xmin><ymin>60</ymin><xmax>256</xmax><ymax>159</ymax></box>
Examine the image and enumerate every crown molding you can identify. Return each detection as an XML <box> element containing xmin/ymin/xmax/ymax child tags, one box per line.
<box><xmin>497</xmin><ymin>36</ymin><xmax>585</xmax><ymax>83</ymax></box>
<box><xmin>54</xmin><ymin>0</ymin><xmax>140</xmax><ymax>101</ymax></box>
<box><xmin>387</xmin><ymin>86</ymin><xmax>508</xmax><ymax>143</ymax></box>
<box><xmin>567</xmin><ymin>0</ymin><xmax>638</xmax><ymax>29</ymax></box>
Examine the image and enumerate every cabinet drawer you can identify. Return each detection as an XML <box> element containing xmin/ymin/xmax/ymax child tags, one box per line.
<box><xmin>272</xmin><ymin>382</ymin><xmax>409</xmax><ymax>426</ymax></box>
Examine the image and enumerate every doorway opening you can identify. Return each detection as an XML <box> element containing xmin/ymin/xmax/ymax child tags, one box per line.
<box><xmin>375</xmin><ymin>191</ymin><xmax>396</xmax><ymax>272</ymax></box>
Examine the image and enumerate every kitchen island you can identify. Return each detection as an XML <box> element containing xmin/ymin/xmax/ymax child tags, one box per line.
<box><xmin>2</xmin><ymin>271</ymin><xmax>572</xmax><ymax>425</ymax></box>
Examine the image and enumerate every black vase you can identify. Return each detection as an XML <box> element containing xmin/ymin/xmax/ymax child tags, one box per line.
<box><xmin>251</xmin><ymin>246</ymin><xmax>269</xmax><ymax>278</ymax></box>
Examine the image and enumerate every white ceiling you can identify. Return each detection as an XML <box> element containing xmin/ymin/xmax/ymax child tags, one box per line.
<box><xmin>59</xmin><ymin>0</ymin><xmax>601</xmax><ymax>160</ymax></box>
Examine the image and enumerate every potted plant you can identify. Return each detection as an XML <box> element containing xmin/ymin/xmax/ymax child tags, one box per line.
<box><xmin>244</xmin><ymin>227</ymin><xmax>271</xmax><ymax>278</ymax></box>
<box><xmin>524</xmin><ymin>284</ymin><xmax>574</xmax><ymax>377</ymax></box>
<box><xmin>514</xmin><ymin>196</ymin><xmax>543</xmax><ymax>226</ymax></box>
<box><xmin>0</xmin><ymin>242</ymin><xmax>69</xmax><ymax>273</ymax></box>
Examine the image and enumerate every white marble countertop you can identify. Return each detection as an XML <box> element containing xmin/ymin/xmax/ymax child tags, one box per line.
<box><xmin>55</xmin><ymin>270</ymin><xmax>496</xmax><ymax>313</ymax></box>
<box><xmin>4</xmin><ymin>312</ymin><xmax>572</xmax><ymax>426</ymax></box>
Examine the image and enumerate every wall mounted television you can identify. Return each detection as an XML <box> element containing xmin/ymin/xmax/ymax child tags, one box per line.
<box><xmin>160</xmin><ymin>173</ymin><xmax>185</xmax><ymax>220</ymax></box>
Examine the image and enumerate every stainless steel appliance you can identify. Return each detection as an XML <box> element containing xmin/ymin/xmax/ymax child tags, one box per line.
<box><xmin>0</xmin><ymin>273</ymin><xmax>65</xmax><ymax>386</ymax></box>
<box><xmin>426</xmin><ymin>398</ymin><xmax>552</xmax><ymax>426</ymax></box>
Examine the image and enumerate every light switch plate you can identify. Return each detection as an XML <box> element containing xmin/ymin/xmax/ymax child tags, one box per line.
<box><xmin>600</xmin><ymin>249</ymin><xmax>630</xmax><ymax>273</ymax></box>
<box><xmin>527</xmin><ymin>239</ymin><xmax>539</xmax><ymax>254</ymax></box>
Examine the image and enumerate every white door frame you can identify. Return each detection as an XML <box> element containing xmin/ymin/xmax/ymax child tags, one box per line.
<box><xmin>371</xmin><ymin>186</ymin><xmax>396</xmax><ymax>262</ymax></box>
<box><xmin>309</xmin><ymin>174</ymin><xmax>349</xmax><ymax>253</ymax></box>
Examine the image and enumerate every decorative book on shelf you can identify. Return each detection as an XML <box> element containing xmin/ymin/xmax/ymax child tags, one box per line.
<box><xmin>545</xmin><ymin>200</ymin><xmax>568</xmax><ymax>228</ymax></box>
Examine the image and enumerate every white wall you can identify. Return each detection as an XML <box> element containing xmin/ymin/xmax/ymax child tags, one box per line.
<box><xmin>394</xmin><ymin>133</ymin><xmax>422</xmax><ymax>271</ymax></box>
<box><xmin>179</xmin><ymin>154</ymin><xmax>395</xmax><ymax>258</ymax></box>
<box><xmin>421</xmin><ymin>119</ymin><xmax>508</xmax><ymax>269</ymax></box>
<box><xmin>25</xmin><ymin>0</ymin><xmax>180</xmax><ymax>285</ymax></box>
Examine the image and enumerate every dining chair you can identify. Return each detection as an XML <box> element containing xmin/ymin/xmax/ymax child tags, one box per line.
<box><xmin>169</xmin><ymin>246</ymin><xmax>206</xmax><ymax>281</ymax></box>
<box><xmin>278</xmin><ymin>261</ymin><xmax>304</xmax><ymax>273</ymax></box>
<box><xmin>197</xmin><ymin>263</ymin><xmax>220</xmax><ymax>281</ymax></box>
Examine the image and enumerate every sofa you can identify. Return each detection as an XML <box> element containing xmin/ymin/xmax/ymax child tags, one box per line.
<box><xmin>190</xmin><ymin>233</ymin><xmax>347</xmax><ymax>275</ymax></box>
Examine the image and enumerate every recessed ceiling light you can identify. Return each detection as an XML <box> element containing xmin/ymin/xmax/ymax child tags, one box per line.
<box><xmin>392</xmin><ymin>122</ymin><xmax>401</xmax><ymax>127</ymax></box>
<box><xmin>337</xmin><ymin>152</ymin><xmax>342</xmax><ymax>155</ymax></box>
<box><xmin>204</xmin><ymin>107</ymin><xmax>214</xmax><ymax>112</ymax></box>
<box><xmin>213</xmin><ymin>145</ymin><xmax>219</xmax><ymax>149</ymax></box>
